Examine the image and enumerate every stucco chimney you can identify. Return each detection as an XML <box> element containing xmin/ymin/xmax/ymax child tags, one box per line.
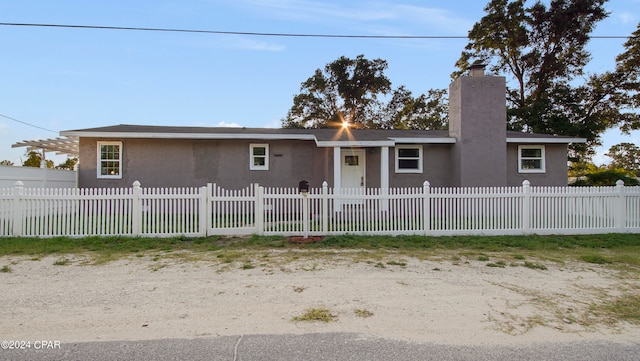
<box><xmin>468</xmin><ymin>62</ymin><xmax>486</xmax><ymax>77</ymax></box>
<box><xmin>448</xmin><ymin>69</ymin><xmax>507</xmax><ymax>187</ymax></box>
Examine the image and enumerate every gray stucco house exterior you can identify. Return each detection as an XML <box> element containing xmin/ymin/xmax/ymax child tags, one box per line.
<box><xmin>61</xmin><ymin>70</ymin><xmax>585</xmax><ymax>189</ymax></box>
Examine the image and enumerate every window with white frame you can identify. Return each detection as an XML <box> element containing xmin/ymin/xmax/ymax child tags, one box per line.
<box><xmin>97</xmin><ymin>141</ymin><xmax>122</xmax><ymax>179</ymax></box>
<box><xmin>395</xmin><ymin>145</ymin><xmax>423</xmax><ymax>173</ymax></box>
<box><xmin>250</xmin><ymin>144</ymin><xmax>269</xmax><ymax>170</ymax></box>
<box><xmin>518</xmin><ymin>145</ymin><xmax>545</xmax><ymax>173</ymax></box>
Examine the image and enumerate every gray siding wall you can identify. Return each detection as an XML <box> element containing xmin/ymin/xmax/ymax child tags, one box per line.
<box><xmin>78</xmin><ymin>138</ymin><xmax>329</xmax><ymax>189</ymax></box>
<box><xmin>78</xmin><ymin>138</ymin><xmax>458</xmax><ymax>189</ymax></box>
<box><xmin>386</xmin><ymin>145</ymin><xmax>453</xmax><ymax>188</ymax></box>
<box><xmin>506</xmin><ymin>143</ymin><xmax>569</xmax><ymax>186</ymax></box>
<box><xmin>77</xmin><ymin>138</ymin><xmax>570</xmax><ymax>189</ymax></box>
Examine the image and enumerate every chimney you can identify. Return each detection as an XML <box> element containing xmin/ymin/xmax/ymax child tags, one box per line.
<box><xmin>448</xmin><ymin>65</ymin><xmax>507</xmax><ymax>186</ymax></box>
<box><xmin>468</xmin><ymin>62</ymin><xmax>486</xmax><ymax>77</ymax></box>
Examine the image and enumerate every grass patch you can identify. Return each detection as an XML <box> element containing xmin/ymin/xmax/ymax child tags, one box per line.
<box><xmin>301</xmin><ymin>262</ymin><xmax>319</xmax><ymax>271</ymax></box>
<box><xmin>241</xmin><ymin>263</ymin><xmax>255</xmax><ymax>270</ymax></box>
<box><xmin>523</xmin><ymin>261</ymin><xmax>547</xmax><ymax>270</ymax></box>
<box><xmin>53</xmin><ymin>258</ymin><xmax>70</xmax><ymax>266</ymax></box>
<box><xmin>602</xmin><ymin>294</ymin><xmax>640</xmax><ymax>324</ymax></box>
<box><xmin>292</xmin><ymin>286</ymin><xmax>307</xmax><ymax>293</ymax></box>
<box><xmin>580</xmin><ymin>254</ymin><xmax>613</xmax><ymax>264</ymax></box>
<box><xmin>386</xmin><ymin>260</ymin><xmax>407</xmax><ymax>267</ymax></box>
<box><xmin>0</xmin><ymin>265</ymin><xmax>12</xmax><ymax>273</ymax></box>
<box><xmin>354</xmin><ymin>309</ymin><xmax>374</xmax><ymax>318</ymax></box>
<box><xmin>487</xmin><ymin>260</ymin><xmax>507</xmax><ymax>268</ymax></box>
<box><xmin>292</xmin><ymin>307</ymin><xmax>336</xmax><ymax>323</ymax></box>
<box><xmin>150</xmin><ymin>263</ymin><xmax>166</xmax><ymax>272</ymax></box>
<box><xmin>0</xmin><ymin>234</ymin><xmax>638</xmax><ymax>271</ymax></box>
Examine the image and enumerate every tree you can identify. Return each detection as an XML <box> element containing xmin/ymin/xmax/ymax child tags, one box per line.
<box><xmin>609</xmin><ymin>22</ymin><xmax>640</xmax><ymax>133</ymax></box>
<box><xmin>571</xmin><ymin>168</ymin><xmax>639</xmax><ymax>186</ymax></box>
<box><xmin>606</xmin><ymin>142</ymin><xmax>640</xmax><ymax>176</ymax></box>
<box><xmin>380</xmin><ymin>88</ymin><xmax>449</xmax><ymax>130</ymax></box>
<box><xmin>56</xmin><ymin>157</ymin><xmax>78</xmax><ymax>170</ymax></box>
<box><xmin>454</xmin><ymin>0</ymin><xmax>612</xmax><ymax>159</ymax></box>
<box><xmin>0</xmin><ymin>160</ymin><xmax>14</xmax><ymax>166</ymax></box>
<box><xmin>568</xmin><ymin>160</ymin><xmax>598</xmax><ymax>179</ymax></box>
<box><xmin>22</xmin><ymin>151</ymin><xmax>53</xmax><ymax>168</ymax></box>
<box><xmin>282</xmin><ymin>55</ymin><xmax>448</xmax><ymax>130</ymax></box>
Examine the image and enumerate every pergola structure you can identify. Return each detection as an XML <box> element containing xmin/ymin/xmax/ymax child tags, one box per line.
<box><xmin>12</xmin><ymin>136</ymin><xmax>79</xmax><ymax>158</ymax></box>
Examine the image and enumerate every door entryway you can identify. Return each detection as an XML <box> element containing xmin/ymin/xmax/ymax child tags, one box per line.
<box><xmin>340</xmin><ymin>149</ymin><xmax>366</xmax><ymax>190</ymax></box>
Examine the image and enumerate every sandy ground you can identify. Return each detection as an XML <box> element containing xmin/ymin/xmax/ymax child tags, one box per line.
<box><xmin>1</xmin><ymin>251</ymin><xmax>639</xmax><ymax>347</ymax></box>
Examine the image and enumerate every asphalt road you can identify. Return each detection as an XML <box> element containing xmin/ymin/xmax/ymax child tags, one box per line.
<box><xmin>4</xmin><ymin>333</ymin><xmax>640</xmax><ymax>361</ymax></box>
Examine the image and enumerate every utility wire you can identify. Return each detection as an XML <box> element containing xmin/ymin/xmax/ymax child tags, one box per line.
<box><xmin>0</xmin><ymin>113</ymin><xmax>57</xmax><ymax>133</ymax></box>
<box><xmin>0</xmin><ymin>22</ymin><xmax>634</xmax><ymax>39</ymax></box>
<box><xmin>0</xmin><ymin>22</ymin><xmax>467</xmax><ymax>38</ymax></box>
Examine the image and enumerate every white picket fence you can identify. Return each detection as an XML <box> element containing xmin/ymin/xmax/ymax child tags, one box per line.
<box><xmin>1</xmin><ymin>180</ymin><xmax>639</xmax><ymax>238</ymax></box>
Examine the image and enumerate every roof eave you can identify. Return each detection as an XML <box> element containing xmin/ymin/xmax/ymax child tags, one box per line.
<box><xmin>60</xmin><ymin>130</ymin><xmax>457</xmax><ymax>146</ymax></box>
<box><xmin>389</xmin><ymin>137</ymin><xmax>456</xmax><ymax>144</ymax></box>
<box><xmin>59</xmin><ymin>130</ymin><xmax>318</xmax><ymax>141</ymax></box>
<box><xmin>506</xmin><ymin>137</ymin><xmax>587</xmax><ymax>144</ymax></box>
<box><xmin>316</xmin><ymin>140</ymin><xmax>396</xmax><ymax>147</ymax></box>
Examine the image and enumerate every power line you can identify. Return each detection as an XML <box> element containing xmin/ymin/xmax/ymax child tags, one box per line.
<box><xmin>0</xmin><ymin>113</ymin><xmax>57</xmax><ymax>133</ymax></box>
<box><xmin>0</xmin><ymin>22</ymin><xmax>633</xmax><ymax>39</ymax></box>
<box><xmin>0</xmin><ymin>22</ymin><xmax>466</xmax><ymax>38</ymax></box>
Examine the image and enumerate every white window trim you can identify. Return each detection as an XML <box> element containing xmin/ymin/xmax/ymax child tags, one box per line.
<box><xmin>97</xmin><ymin>141</ymin><xmax>123</xmax><ymax>179</ymax></box>
<box><xmin>518</xmin><ymin>145</ymin><xmax>546</xmax><ymax>173</ymax></box>
<box><xmin>250</xmin><ymin>143</ymin><xmax>269</xmax><ymax>171</ymax></box>
<box><xmin>395</xmin><ymin>145</ymin><xmax>423</xmax><ymax>174</ymax></box>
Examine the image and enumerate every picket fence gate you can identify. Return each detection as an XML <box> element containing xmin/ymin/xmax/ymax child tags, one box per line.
<box><xmin>1</xmin><ymin>180</ymin><xmax>639</xmax><ymax>238</ymax></box>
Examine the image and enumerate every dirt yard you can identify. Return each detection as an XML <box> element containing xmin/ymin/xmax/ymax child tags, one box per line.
<box><xmin>2</xmin><ymin>252</ymin><xmax>639</xmax><ymax>346</ymax></box>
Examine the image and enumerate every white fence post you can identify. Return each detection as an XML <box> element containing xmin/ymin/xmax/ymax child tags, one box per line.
<box><xmin>256</xmin><ymin>184</ymin><xmax>264</xmax><ymax>235</ymax></box>
<box><xmin>207</xmin><ymin>183</ymin><xmax>213</xmax><ymax>235</ymax></box>
<box><xmin>423</xmin><ymin>181</ymin><xmax>430</xmax><ymax>235</ymax></box>
<box><xmin>616</xmin><ymin>180</ymin><xmax>625</xmax><ymax>232</ymax></box>
<box><xmin>522</xmin><ymin>180</ymin><xmax>531</xmax><ymax>234</ymax></box>
<box><xmin>131</xmin><ymin>181</ymin><xmax>142</xmax><ymax>236</ymax></box>
<box><xmin>12</xmin><ymin>181</ymin><xmax>24</xmax><ymax>236</ymax></box>
<box><xmin>302</xmin><ymin>191</ymin><xmax>309</xmax><ymax>238</ymax></box>
<box><xmin>322</xmin><ymin>181</ymin><xmax>329</xmax><ymax>234</ymax></box>
<box><xmin>199</xmin><ymin>185</ymin><xmax>208</xmax><ymax>236</ymax></box>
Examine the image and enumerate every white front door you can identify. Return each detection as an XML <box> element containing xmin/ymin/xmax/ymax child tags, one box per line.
<box><xmin>341</xmin><ymin>149</ymin><xmax>366</xmax><ymax>190</ymax></box>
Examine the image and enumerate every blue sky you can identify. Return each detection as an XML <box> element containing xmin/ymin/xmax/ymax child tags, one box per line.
<box><xmin>0</xmin><ymin>0</ymin><xmax>638</xmax><ymax>166</ymax></box>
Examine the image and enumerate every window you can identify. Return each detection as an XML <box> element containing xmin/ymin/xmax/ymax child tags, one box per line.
<box><xmin>518</xmin><ymin>145</ymin><xmax>545</xmax><ymax>173</ymax></box>
<box><xmin>345</xmin><ymin>155</ymin><xmax>359</xmax><ymax>166</ymax></box>
<box><xmin>97</xmin><ymin>141</ymin><xmax>122</xmax><ymax>179</ymax></box>
<box><xmin>250</xmin><ymin>144</ymin><xmax>269</xmax><ymax>170</ymax></box>
<box><xmin>395</xmin><ymin>146</ymin><xmax>422</xmax><ymax>173</ymax></box>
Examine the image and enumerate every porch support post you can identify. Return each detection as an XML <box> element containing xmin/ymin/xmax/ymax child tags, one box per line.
<box><xmin>333</xmin><ymin>146</ymin><xmax>341</xmax><ymax>189</ymax></box>
<box><xmin>333</xmin><ymin>147</ymin><xmax>341</xmax><ymax>213</ymax></box>
<box><xmin>380</xmin><ymin>146</ymin><xmax>389</xmax><ymax>212</ymax></box>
